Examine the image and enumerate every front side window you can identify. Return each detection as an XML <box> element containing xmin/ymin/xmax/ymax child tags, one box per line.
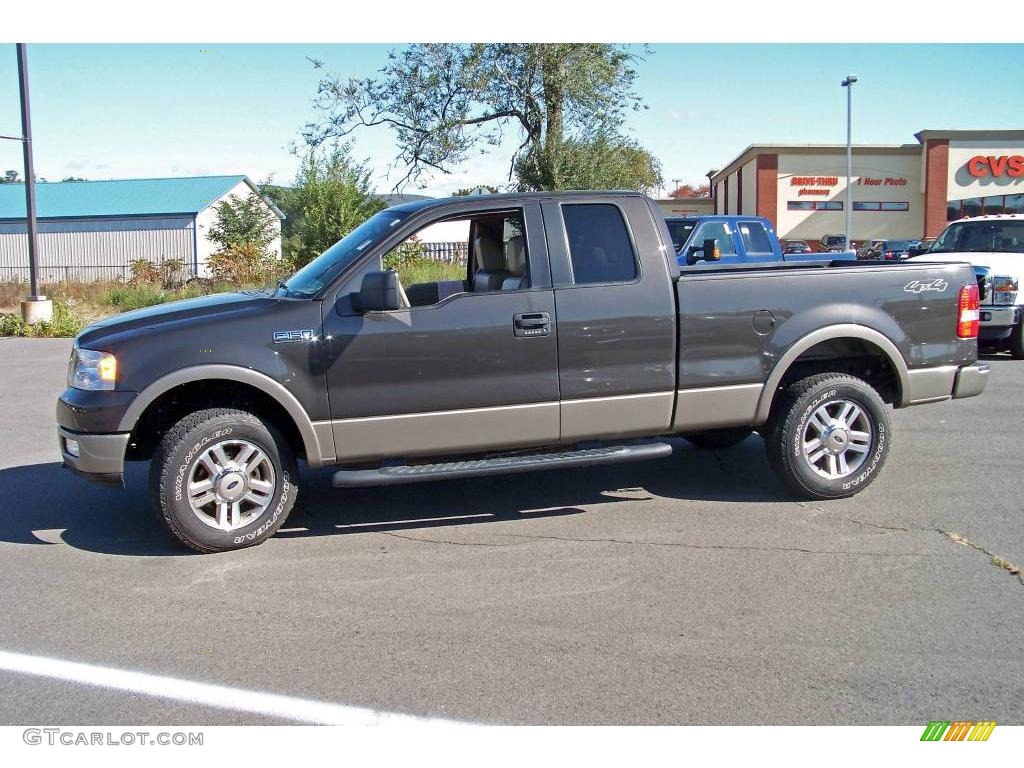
<box><xmin>380</xmin><ymin>209</ymin><xmax>530</xmax><ymax>307</ymax></box>
<box><xmin>690</xmin><ymin>221</ymin><xmax>738</xmax><ymax>257</ymax></box>
<box><xmin>562</xmin><ymin>204</ymin><xmax>638</xmax><ymax>284</ymax></box>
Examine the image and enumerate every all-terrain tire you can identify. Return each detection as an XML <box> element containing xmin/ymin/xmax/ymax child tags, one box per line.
<box><xmin>765</xmin><ymin>373</ymin><xmax>891</xmax><ymax>500</ymax></box>
<box><xmin>149</xmin><ymin>408</ymin><xmax>298</xmax><ymax>553</ymax></box>
<box><xmin>1009</xmin><ymin>322</ymin><xmax>1024</xmax><ymax>360</ymax></box>
<box><xmin>683</xmin><ymin>428</ymin><xmax>755</xmax><ymax>450</ymax></box>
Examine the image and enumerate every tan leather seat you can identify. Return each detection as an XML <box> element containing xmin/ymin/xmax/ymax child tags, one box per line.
<box><xmin>471</xmin><ymin>229</ymin><xmax>508</xmax><ymax>292</ymax></box>
<box><xmin>501</xmin><ymin>236</ymin><xmax>528</xmax><ymax>290</ymax></box>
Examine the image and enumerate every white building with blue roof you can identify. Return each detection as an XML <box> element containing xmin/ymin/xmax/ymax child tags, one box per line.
<box><xmin>0</xmin><ymin>175</ymin><xmax>283</xmax><ymax>282</ymax></box>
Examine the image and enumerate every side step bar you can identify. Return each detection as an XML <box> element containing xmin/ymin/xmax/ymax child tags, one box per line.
<box><xmin>332</xmin><ymin>441</ymin><xmax>674</xmax><ymax>488</ymax></box>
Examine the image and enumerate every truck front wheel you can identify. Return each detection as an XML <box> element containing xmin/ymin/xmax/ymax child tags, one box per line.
<box><xmin>149</xmin><ymin>408</ymin><xmax>299</xmax><ymax>553</ymax></box>
<box><xmin>765</xmin><ymin>373</ymin><xmax>890</xmax><ymax>500</ymax></box>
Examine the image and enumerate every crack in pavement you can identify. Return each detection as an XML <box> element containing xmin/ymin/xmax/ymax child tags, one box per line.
<box><xmin>500</xmin><ymin>532</ymin><xmax>943</xmax><ymax>558</ymax></box>
<box><xmin>381</xmin><ymin>532</ymin><xmax>517</xmax><ymax>548</ymax></box>
<box><xmin>938</xmin><ymin>530</ymin><xmax>1024</xmax><ymax>588</ymax></box>
<box><xmin>840</xmin><ymin>517</ymin><xmax>913</xmax><ymax>532</ymax></box>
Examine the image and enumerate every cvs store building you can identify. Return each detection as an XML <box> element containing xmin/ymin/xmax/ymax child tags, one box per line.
<box><xmin>710</xmin><ymin>129</ymin><xmax>1024</xmax><ymax>246</ymax></box>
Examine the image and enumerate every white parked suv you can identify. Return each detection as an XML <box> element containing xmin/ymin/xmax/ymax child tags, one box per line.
<box><xmin>913</xmin><ymin>214</ymin><xmax>1024</xmax><ymax>358</ymax></box>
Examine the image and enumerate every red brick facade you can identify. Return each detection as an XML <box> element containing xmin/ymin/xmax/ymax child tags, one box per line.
<box><xmin>756</xmin><ymin>153</ymin><xmax>778</xmax><ymax>230</ymax></box>
<box><xmin>923</xmin><ymin>139</ymin><xmax>949</xmax><ymax>238</ymax></box>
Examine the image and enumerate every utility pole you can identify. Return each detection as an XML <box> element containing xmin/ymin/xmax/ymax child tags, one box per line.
<box><xmin>11</xmin><ymin>44</ymin><xmax>50</xmax><ymax>323</ymax></box>
<box><xmin>841</xmin><ymin>74</ymin><xmax>858</xmax><ymax>253</ymax></box>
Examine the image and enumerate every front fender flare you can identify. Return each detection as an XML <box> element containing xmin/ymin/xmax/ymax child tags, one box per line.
<box><xmin>116</xmin><ymin>364</ymin><xmax>334</xmax><ymax>467</ymax></box>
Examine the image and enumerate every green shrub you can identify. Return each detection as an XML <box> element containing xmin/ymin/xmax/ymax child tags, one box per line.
<box><xmin>129</xmin><ymin>258</ymin><xmax>161</xmax><ymax>285</ymax></box>
<box><xmin>105</xmin><ymin>284</ymin><xmax>168</xmax><ymax>311</ymax></box>
<box><xmin>161</xmin><ymin>258</ymin><xmax>187</xmax><ymax>288</ymax></box>
<box><xmin>28</xmin><ymin>298</ymin><xmax>85</xmax><ymax>338</ymax></box>
<box><xmin>208</xmin><ymin>242</ymin><xmax>274</xmax><ymax>284</ymax></box>
<box><xmin>0</xmin><ymin>312</ymin><xmax>27</xmax><ymax>337</ymax></box>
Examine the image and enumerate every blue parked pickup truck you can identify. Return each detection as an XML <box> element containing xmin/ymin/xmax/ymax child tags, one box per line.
<box><xmin>665</xmin><ymin>215</ymin><xmax>856</xmax><ymax>266</ymax></box>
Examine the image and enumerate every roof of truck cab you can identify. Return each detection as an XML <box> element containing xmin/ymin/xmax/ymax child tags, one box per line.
<box><xmin>386</xmin><ymin>190</ymin><xmax>650</xmax><ymax>214</ymax></box>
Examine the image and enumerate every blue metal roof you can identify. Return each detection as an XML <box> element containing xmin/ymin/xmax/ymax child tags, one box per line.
<box><xmin>0</xmin><ymin>175</ymin><xmax>282</xmax><ymax>220</ymax></box>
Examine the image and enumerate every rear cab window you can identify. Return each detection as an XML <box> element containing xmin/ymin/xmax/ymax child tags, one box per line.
<box><xmin>562</xmin><ymin>203</ymin><xmax>639</xmax><ymax>284</ymax></box>
<box><xmin>737</xmin><ymin>221</ymin><xmax>775</xmax><ymax>257</ymax></box>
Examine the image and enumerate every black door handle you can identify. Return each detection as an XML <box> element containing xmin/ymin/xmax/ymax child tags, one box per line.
<box><xmin>513</xmin><ymin>312</ymin><xmax>551</xmax><ymax>337</ymax></box>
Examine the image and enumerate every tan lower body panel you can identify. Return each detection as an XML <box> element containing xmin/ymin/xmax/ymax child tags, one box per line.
<box><xmin>559</xmin><ymin>391</ymin><xmax>676</xmax><ymax>441</ymax></box>
<box><xmin>332</xmin><ymin>401</ymin><xmax>560</xmax><ymax>463</ymax></box>
<box><xmin>672</xmin><ymin>383</ymin><xmax>764</xmax><ymax>432</ymax></box>
<box><xmin>905</xmin><ymin>365</ymin><xmax>957</xmax><ymax>405</ymax></box>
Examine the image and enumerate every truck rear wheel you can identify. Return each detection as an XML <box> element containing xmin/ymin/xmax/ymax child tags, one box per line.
<box><xmin>149</xmin><ymin>408</ymin><xmax>298</xmax><ymax>553</ymax></box>
<box><xmin>1009</xmin><ymin>322</ymin><xmax>1024</xmax><ymax>359</ymax></box>
<box><xmin>765</xmin><ymin>373</ymin><xmax>890</xmax><ymax>500</ymax></box>
<box><xmin>683</xmin><ymin>428</ymin><xmax>754</xmax><ymax>449</ymax></box>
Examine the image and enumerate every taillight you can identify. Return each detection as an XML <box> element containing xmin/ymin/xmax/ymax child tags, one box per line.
<box><xmin>957</xmin><ymin>283</ymin><xmax>980</xmax><ymax>338</ymax></box>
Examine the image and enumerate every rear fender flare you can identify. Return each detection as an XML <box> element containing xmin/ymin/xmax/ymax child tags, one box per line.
<box><xmin>754</xmin><ymin>324</ymin><xmax>910</xmax><ymax>424</ymax></box>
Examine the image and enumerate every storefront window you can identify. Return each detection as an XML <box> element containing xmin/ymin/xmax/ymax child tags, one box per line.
<box><xmin>880</xmin><ymin>202</ymin><xmax>910</xmax><ymax>212</ymax></box>
<box><xmin>787</xmin><ymin>201</ymin><xmax>815</xmax><ymax>211</ymax></box>
<box><xmin>962</xmin><ymin>198</ymin><xmax>983</xmax><ymax>218</ymax></box>
<box><xmin>983</xmin><ymin>195</ymin><xmax>1005</xmax><ymax>215</ymax></box>
<box><xmin>947</xmin><ymin>201</ymin><xmax>962</xmax><ymax>221</ymax></box>
<box><xmin>853</xmin><ymin>202</ymin><xmax>880</xmax><ymax>211</ymax></box>
<box><xmin>1006</xmin><ymin>194</ymin><xmax>1024</xmax><ymax>214</ymax></box>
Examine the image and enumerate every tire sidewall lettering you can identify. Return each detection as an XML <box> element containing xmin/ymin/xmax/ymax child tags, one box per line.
<box><xmin>173</xmin><ymin>427</ymin><xmax>233</xmax><ymax>502</ymax></box>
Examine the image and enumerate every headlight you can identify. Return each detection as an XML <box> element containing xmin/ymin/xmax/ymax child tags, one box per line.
<box><xmin>991</xmin><ymin>275</ymin><xmax>1018</xmax><ymax>305</ymax></box>
<box><xmin>69</xmin><ymin>348</ymin><xmax>117</xmax><ymax>391</ymax></box>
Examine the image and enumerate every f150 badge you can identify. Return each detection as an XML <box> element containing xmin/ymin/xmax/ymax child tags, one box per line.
<box><xmin>904</xmin><ymin>279</ymin><xmax>949</xmax><ymax>294</ymax></box>
<box><xmin>273</xmin><ymin>329</ymin><xmax>315</xmax><ymax>343</ymax></box>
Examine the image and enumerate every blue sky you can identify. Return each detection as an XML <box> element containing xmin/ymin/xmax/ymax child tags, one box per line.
<box><xmin>0</xmin><ymin>43</ymin><xmax>1021</xmax><ymax>196</ymax></box>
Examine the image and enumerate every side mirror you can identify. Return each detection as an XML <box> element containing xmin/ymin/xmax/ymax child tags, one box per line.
<box><xmin>685</xmin><ymin>238</ymin><xmax>721</xmax><ymax>265</ymax></box>
<box><xmin>355</xmin><ymin>270</ymin><xmax>400</xmax><ymax>312</ymax></box>
<box><xmin>702</xmin><ymin>238</ymin><xmax>720</xmax><ymax>262</ymax></box>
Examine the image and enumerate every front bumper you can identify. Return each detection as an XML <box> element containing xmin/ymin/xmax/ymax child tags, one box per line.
<box><xmin>57</xmin><ymin>427</ymin><xmax>130</xmax><ymax>487</ymax></box>
<box><xmin>952</xmin><ymin>362</ymin><xmax>989</xmax><ymax>400</ymax></box>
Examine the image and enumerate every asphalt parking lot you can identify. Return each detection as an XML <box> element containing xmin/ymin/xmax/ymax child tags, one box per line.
<box><xmin>0</xmin><ymin>337</ymin><xmax>1021</xmax><ymax>725</ymax></box>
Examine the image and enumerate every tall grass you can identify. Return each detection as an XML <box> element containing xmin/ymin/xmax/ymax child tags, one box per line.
<box><xmin>395</xmin><ymin>259</ymin><xmax>466</xmax><ymax>286</ymax></box>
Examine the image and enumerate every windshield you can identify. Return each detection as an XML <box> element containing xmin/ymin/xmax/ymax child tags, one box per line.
<box><xmin>666</xmin><ymin>219</ymin><xmax>697</xmax><ymax>253</ymax></box>
<box><xmin>280</xmin><ymin>210</ymin><xmax>409</xmax><ymax>297</ymax></box>
<box><xmin>930</xmin><ymin>221</ymin><xmax>1024</xmax><ymax>254</ymax></box>
<box><xmin>885</xmin><ymin>241</ymin><xmax>913</xmax><ymax>251</ymax></box>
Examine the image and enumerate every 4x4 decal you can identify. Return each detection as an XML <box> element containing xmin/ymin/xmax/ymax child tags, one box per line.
<box><xmin>904</xmin><ymin>279</ymin><xmax>949</xmax><ymax>294</ymax></box>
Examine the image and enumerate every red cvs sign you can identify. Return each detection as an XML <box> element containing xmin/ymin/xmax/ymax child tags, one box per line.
<box><xmin>966</xmin><ymin>155</ymin><xmax>1024</xmax><ymax>178</ymax></box>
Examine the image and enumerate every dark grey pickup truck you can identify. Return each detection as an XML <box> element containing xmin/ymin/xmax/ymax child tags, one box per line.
<box><xmin>57</xmin><ymin>192</ymin><xmax>988</xmax><ymax>552</ymax></box>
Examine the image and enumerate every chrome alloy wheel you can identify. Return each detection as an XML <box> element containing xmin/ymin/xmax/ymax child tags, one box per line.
<box><xmin>187</xmin><ymin>439</ymin><xmax>276</xmax><ymax>531</ymax></box>
<box><xmin>801</xmin><ymin>399</ymin><xmax>873</xmax><ymax>480</ymax></box>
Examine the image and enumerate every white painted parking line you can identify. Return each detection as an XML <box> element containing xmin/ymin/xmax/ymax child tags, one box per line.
<box><xmin>0</xmin><ymin>649</ymin><xmax>470</xmax><ymax>725</ymax></box>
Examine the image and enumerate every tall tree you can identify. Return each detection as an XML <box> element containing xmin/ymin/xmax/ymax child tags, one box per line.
<box><xmin>669</xmin><ymin>183</ymin><xmax>710</xmax><ymax>199</ymax></box>
<box><xmin>306</xmin><ymin>44</ymin><xmax>659</xmax><ymax>192</ymax></box>
<box><xmin>2</xmin><ymin>170</ymin><xmax>20</xmax><ymax>184</ymax></box>
<box><xmin>270</xmin><ymin>144</ymin><xmax>386</xmax><ymax>268</ymax></box>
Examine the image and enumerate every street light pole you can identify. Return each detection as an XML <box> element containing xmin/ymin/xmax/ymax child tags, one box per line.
<box><xmin>841</xmin><ymin>74</ymin><xmax>858</xmax><ymax>251</ymax></box>
<box><xmin>4</xmin><ymin>44</ymin><xmax>51</xmax><ymax>323</ymax></box>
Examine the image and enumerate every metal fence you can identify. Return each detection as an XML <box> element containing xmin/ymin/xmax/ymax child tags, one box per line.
<box><xmin>0</xmin><ymin>242</ymin><xmax>470</xmax><ymax>285</ymax></box>
<box><xmin>420</xmin><ymin>242</ymin><xmax>469</xmax><ymax>264</ymax></box>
